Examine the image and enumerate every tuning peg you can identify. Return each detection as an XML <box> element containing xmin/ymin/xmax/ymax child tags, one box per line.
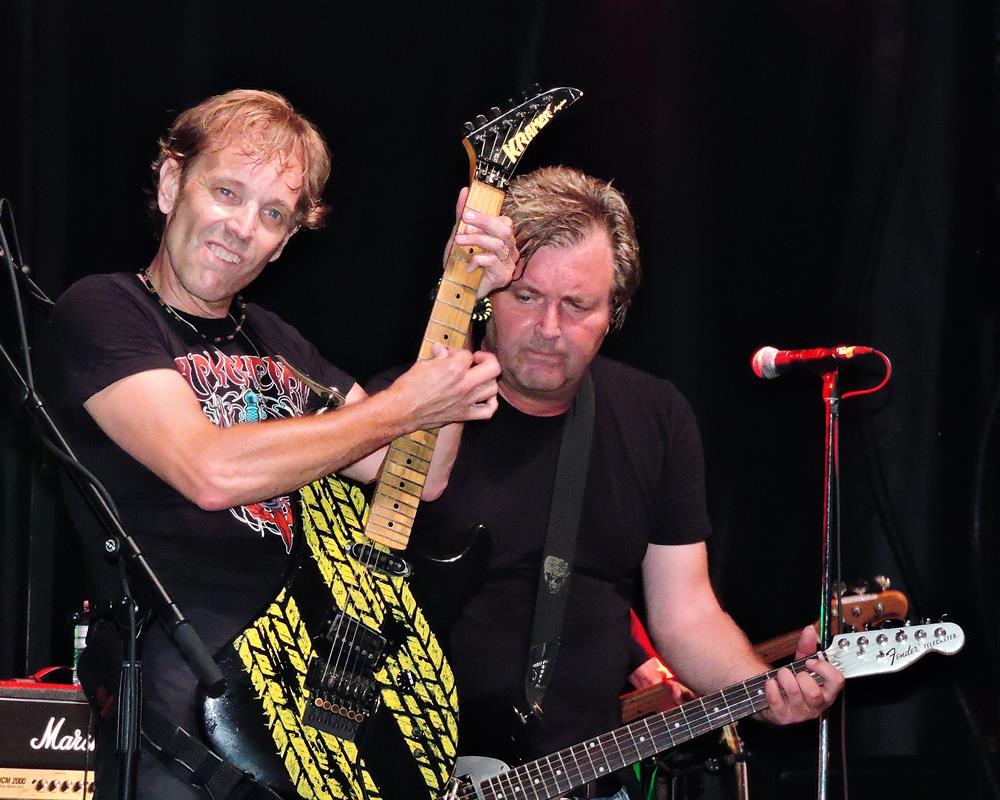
<box><xmin>489</xmin><ymin>106</ymin><xmax>501</xmax><ymax>120</ymax></box>
<box><xmin>463</xmin><ymin>121</ymin><xmax>475</xmax><ymax>133</ymax></box>
<box><xmin>849</xmin><ymin>579</ymin><xmax>869</xmax><ymax>596</ymax></box>
<box><xmin>873</xmin><ymin>575</ymin><xmax>891</xmax><ymax>590</ymax></box>
<box><xmin>836</xmin><ymin>581</ymin><xmax>848</xmax><ymax>596</ymax></box>
<box><xmin>474</xmin><ymin>114</ymin><xmax>488</xmax><ymax>127</ymax></box>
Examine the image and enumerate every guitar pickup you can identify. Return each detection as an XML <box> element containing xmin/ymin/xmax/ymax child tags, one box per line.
<box><xmin>349</xmin><ymin>542</ymin><xmax>412</xmax><ymax>578</ymax></box>
<box><xmin>319</xmin><ymin>611</ymin><xmax>387</xmax><ymax>667</ymax></box>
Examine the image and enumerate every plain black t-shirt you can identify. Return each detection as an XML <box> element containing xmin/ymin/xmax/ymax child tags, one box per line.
<box><xmin>375</xmin><ymin>355</ymin><xmax>712</xmax><ymax>759</ymax></box>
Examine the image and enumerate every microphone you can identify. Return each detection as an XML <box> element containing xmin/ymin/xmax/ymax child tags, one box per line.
<box><xmin>751</xmin><ymin>345</ymin><xmax>874</xmax><ymax>379</ymax></box>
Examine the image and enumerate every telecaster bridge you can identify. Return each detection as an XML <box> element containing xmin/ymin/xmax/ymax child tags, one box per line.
<box><xmin>302</xmin><ymin>611</ymin><xmax>386</xmax><ymax>740</ymax></box>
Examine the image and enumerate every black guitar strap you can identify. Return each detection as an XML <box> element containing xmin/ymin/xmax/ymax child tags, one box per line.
<box><xmin>524</xmin><ymin>371</ymin><xmax>595</xmax><ymax>717</ymax></box>
<box><xmin>142</xmin><ymin>703</ymin><xmax>281</xmax><ymax>799</ymax></box>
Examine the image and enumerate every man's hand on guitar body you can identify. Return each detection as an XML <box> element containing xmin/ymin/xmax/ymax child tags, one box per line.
<box><xmin>758</xmin><ymin>625</ymin><xmax>845</xmax><ymax>725</ymax></box>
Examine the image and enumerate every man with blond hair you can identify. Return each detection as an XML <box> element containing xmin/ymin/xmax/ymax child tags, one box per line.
<box><xmin>411</xmin><ymin>166</ymin><xmax>844</xmax><ymax>800</ymax></box>
<box><xmin>44</xmin><ymin>89</ymin><xmax>517</xmax><ymax>798</ymax></box>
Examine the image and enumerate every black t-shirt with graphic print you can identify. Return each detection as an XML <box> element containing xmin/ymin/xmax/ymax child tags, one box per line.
<box><xmin>43</xmin><ymin>271</ymin><xmax>354</xmax><ymax>730</ymax></box>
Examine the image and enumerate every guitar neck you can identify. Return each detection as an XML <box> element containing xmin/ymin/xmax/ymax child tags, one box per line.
<box><xmin>364</xmin><ymin>180</ymin><xmax>506</xmax><ymax>550</ymax></box>
<box><xmin>487</xmin><ymin>659</ymin><xmax>816</xmax><ymax>800</ymax></box>
<box><xmin>620</xmin><ymin>628</ymin><xmax>803</xmax><ymax>723</ymax></box>
<box><xmin>752</xmin><ymin>626</ymin><xmax>812</xmax><ymax>664</ymax></box>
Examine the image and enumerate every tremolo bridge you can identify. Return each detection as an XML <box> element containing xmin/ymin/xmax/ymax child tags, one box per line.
<box><xmin>303</xmin><ymin>611</ymin><xmax>387</xmax><ymax>740</ymax></box>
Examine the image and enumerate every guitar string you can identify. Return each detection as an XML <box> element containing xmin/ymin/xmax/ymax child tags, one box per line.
<box><xmin>474</xmin><ymin>661</ymin><xmax>820</xmax><ymax>800</ymax></box>
<box><xmin>320</xmin><ymin>221</ymin><xmax>471</xmax><ymax>721</ymax></box>
<box><xmin>331</xmin><ymin>185</ymin><xmax>494</xmax><ymax>773</ymax></box>
<box><xmin>311</xmin><ymin>139</ymin><xmax>516</xmax><ymax>792</ymax></box>
<box><xmin>314</xmin><ymin>236</ymin><xmax>474</xmax><ymax>774</ymax></box>
<box><xmin>319</xmin><ymin>265</ymin><xmax>441</xmax><ymax>770</ymax></box>
<box><xmin>515</xmin><ymin>624</ymin><xmax>952</xmax><ymax>800</ymax></box>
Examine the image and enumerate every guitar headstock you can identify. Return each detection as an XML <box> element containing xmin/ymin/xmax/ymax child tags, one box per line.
<box><xmin>835</xmin><ymin>588</ymin><xmax>909</xmax><ymax>631</ymax></box>
<box><xmin>462</xmin><ymin>85</ymin><xmax>582</xmax><ymax>190</ymax></box>
<box><xmin>825</xmin><ymin>622</ymin><xmax>964</xmax><ymax>679</ymax></box>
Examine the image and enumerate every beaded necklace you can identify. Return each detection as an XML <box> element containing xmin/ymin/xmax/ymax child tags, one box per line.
<box><xmin>138</xmin><ymin>268</ymin><xmax>247</xmax><ymax>345</ymax></box>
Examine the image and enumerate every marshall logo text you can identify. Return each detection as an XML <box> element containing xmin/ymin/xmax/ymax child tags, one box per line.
<box><xmin>30</xmin><ymin>716</ymin><xmax>95</xmax><ymax>753</ymax></box>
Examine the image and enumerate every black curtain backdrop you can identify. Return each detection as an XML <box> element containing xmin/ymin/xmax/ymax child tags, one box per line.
<box><xmin>1</xmin><ymin>1</ymin><xmax>997</xmax><ymax>796</ymax></box>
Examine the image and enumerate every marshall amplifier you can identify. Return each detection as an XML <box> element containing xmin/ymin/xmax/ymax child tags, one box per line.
<box><xmin>0</xmin><ymin>680</ymin><xmax>95</xmax><ymax>799</ymax></box>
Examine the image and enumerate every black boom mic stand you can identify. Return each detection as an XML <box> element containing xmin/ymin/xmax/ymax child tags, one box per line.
<box><xmin>0</xmin><ymin>200</ymin><xmax>225</xmax><ymax>800</ymax></box>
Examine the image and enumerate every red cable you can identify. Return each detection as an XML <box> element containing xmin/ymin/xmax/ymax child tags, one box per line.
<box><xmin>841</xmin><ymin>350</ymin><xmax>892</xmax><ymax>400</ymax></box>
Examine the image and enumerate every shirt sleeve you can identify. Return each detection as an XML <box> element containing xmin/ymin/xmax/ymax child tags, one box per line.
<box><xmin>44</xmin><ymin>274</ymin><xmax>179</xmax><ymax>408</ymax></box>
<box><xmin>652</xmin><ymin>385</ymin><xmax>713</xmax><ymax>545</ymax></box>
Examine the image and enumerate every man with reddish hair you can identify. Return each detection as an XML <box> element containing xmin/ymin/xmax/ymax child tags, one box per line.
<box><xmin>44</xmin><ymin>89</ymin><xmax>518</xmax><ymax>798</ymax></box>
<box><xmin>150</xmin><ymin>89</ymin><xmax>332</xmax><ymax>233</ymax></box>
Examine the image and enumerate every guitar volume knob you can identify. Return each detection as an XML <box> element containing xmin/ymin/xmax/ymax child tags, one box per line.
<box><xmin>396</xmin><ymin>670</ymin><xmax>417</xmax><ymax>691</ymax></box>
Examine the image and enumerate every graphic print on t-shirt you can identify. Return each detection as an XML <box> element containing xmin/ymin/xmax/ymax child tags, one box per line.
<box><xmin>174</xmin><ymin>350</ymin><xmax>314</xmax><ymax>552</ymax></box>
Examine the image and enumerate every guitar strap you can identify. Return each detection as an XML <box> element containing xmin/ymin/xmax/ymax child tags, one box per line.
<box><xmin>142</xmin><ymin>704</ymin><xmax>281</xmax><ymax>799</ymax></box>
<box><xmin>524</xmin><ymin>371</ymin><xmax>595</xmax><ymax>718</ymax></box>
<box><xmin>77</xmin><ymin>618</ymin><xmax>278</xmax><ymax>799</ymax></box>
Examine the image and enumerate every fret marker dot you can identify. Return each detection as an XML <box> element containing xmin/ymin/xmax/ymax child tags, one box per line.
<box><xmin>599</xmin><ymin>768</ymin><xmax>605</xmax><ymax>773</ymax></box>
<box><xmin>533</xmin><ymin>780</ymin><xmax>539</xmax><ymax>785</ymax></box>
<box><xmin>639</xmin><ymin>736</ymin><xmax>646</xmax><ymax>742</ymax></box>
<box><xmin>757</xmin><ymin>689</ymin><xmax>764</xmax><ymax>695</ymax></box>
<box><xmin>393</xmin><ymin>503</ymin><xmax>399</xmax><ymax>509</ymax></box>
<box><xmin>589</xmin><ymin>743</ymin><xmax>595</xmax><ymax>748</ymax></box>
<box><xmin>713</xmin><ymin>707</ymin><xmax>720</xmax><ymax>712</ymax></box>
<box><xmin>674</xmin><ymin>723</ymin><xmax>680</xmax><ymax>729</ymax></box>
<box><xmin>556</xmin><ymin>770</ymin><xmax>562</xmax><ymax>776</ymax></box>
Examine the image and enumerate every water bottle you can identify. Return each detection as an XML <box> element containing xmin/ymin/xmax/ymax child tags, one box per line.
<box><xmin>71</xmin><ymin>600</ymin><xmax>91</xmax><ymax>685</ymax></box>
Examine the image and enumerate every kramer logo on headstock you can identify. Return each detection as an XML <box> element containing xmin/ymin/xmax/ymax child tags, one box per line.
<box><xmin>500</xmin><ymin>100</ymin><xmax>567</xmax><ymax>162</ymax></box>
<box><xmin>465</xmin><ymin>87</ymin><xmax>581</xmax><ymax>190</ymax></box>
